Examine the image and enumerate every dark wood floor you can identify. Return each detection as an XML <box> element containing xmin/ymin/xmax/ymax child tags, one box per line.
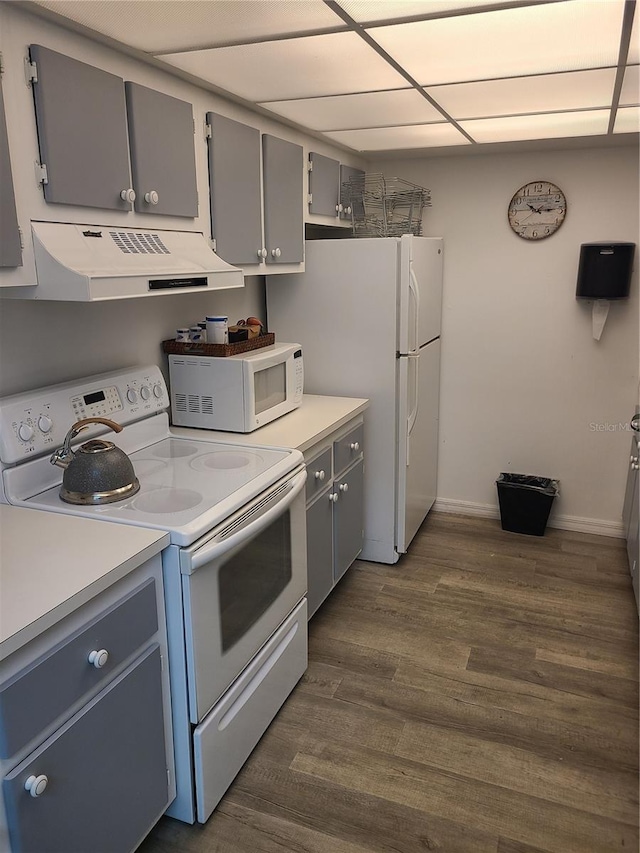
<box><xmin>139</xmin><ymin>513</ymin><xmax>639</xmax><ymax>853</ymax></box>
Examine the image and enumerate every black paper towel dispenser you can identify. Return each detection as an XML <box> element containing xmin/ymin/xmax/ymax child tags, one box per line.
<box><xmin>576</xmin><ymin>242</ymin><xmax>635</xmax><ymax>300</ymax></box>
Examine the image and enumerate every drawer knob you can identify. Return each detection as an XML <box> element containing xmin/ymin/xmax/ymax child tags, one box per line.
<box><xmin>329</xmin><ymin>493</ymin><xmax>339</xmax><ymax>503</ymax></box>
<box><xmin>350</xmin><ymin>442</ymin><xmax>360</xmax><ymax>452</ymax></box>
<box><xmin>314</xmin><ymin>470</ymin><xmax>325</xmax><ymax>481</ymax></box>
<box><xmin>25</xmin><ymin>775</ymin><xmax>48</xmax><ymax>797</ymax></box>
<box><xmin>88</xmin><ymin>649</ymin><xmax>109</xmax><ymax>669</ymax></box>
<box><xmin>339</xmin><ymin>482</ymin><xmax>349</xmax><ymax>493</ymax></box>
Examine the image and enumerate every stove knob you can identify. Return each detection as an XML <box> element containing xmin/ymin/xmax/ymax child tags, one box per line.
<box><xmin>18</xmin><ymin>422</ymin><xmax>34</xmax><ymax>442</ymax></box>
<box><xmin>153</xmin><ymin>384</ymin><xmax>163</xmax><ymax>399</ymax></box>
<box><xmin>126</xmin><ymin>389</ymin><xmax>138</xmax><ymax>404</ymax></box>
<box><xmin>140</xmin><ymin>385</ymin><xmax>151</xmax><ymax>401</ymax></box>
<box><xmin>38</xmin><ymin>415</ymin><xmax>53</xmax><ymax>434</ymax></box>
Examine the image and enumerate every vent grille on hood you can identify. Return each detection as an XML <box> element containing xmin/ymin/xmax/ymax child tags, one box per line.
<box><xmin>109</xmin><ymin>231</ymin><xmax>170</xmax><ymax>255</ymax></box>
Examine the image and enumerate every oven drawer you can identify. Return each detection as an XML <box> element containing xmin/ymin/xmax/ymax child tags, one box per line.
<box><xmin>0</xmin><ymin>579</ymin><xmax>158</xmax><ymax>758</ymax></box>
<box><xmin>333</xmin><ymin>422</ymin><xmax>364</xmax><ymax>477</ymax></box>
<box><xmin>193</xmin><ymin>598</ymin><xmax>307</xmax><ymax>824</ymax></box>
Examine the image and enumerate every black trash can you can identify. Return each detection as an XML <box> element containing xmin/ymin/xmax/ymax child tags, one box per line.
<box><xmin>496</xmin><ymin>473</ymin><xmax>559</xmax><ymax>536</ymax></box>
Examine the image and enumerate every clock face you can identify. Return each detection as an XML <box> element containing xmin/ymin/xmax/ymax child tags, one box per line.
<box><xmin>508</xmin><ymin>181</ymin><xmax>566</xmax><ymax>240</ymax></box>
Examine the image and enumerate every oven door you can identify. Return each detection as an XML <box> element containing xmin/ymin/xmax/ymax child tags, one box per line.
<box><xmin>179</xmin><ymin>466</ymin><xmax>306</xmax><ymax>723</ymax></box>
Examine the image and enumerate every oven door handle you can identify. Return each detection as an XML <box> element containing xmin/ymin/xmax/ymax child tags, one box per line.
<box><xmin>185</xmin><ymin>469</ymin><xmax>307</xmax><ymax>574</ymax></box>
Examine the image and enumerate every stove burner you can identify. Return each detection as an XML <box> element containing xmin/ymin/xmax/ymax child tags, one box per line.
<box><xmin>152</xmin><ymin>441</ymin><xmax>199</xmax><ymax>458</ymax></box>
<box><xmin>133</xmin><ymin>487</ymin><xmax>202</xmax><ymax>514</ymax></box>
<box><xmin>191</xmin><ymin>451</ymin><xmax>259</xmax><ymax>471</ymax></box>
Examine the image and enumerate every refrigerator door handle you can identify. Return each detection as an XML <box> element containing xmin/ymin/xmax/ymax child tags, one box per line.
<box><xmin>408</xmin><ymin>265</ymin><xmax>420</xmax><ymax>355</ymax></box>
<box><xmin>406</xmin><ymin>352</ymin><xmax>419</xmax><ymax>465</ymax></box>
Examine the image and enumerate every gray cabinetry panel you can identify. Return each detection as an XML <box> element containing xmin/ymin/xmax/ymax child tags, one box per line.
<box><xmin>29</xmin><ymin>45</ymin><xmax>131</xmax><ymax>211</ymax></box>
<box><xmin>334</xmin><ymin>423</ymin><xmax>364</xmax><ymax>477</ymax></box>
<box><xmin>3</xmin><ymin>645</ymin><xmax>168</xmax><ymax>853</ymax></box>
<box><xmin>306</xmin><ymin>490</ymin><xmax>334</xmax><ymax>617</ymax></box>
<box><xmin>340</xmin><ymin>164</ymin><xmax>365</xmax><ymax>220</ymax></box>
<box><xmin>262</xmin><ymin>134</ymin><xmax>303</xmax><ymax>264</ymax></box>
<box><xmin>308</xmin><ymin>153</ymin><xmax>339</xmax><ymax>216</ymax></box>
<box><xmin>0</xmin><ymin>579</ymin><xmax>157</xmax><ymax>758</ymax></box>
<box><xmin>334</xmin><ymin>459</ymin><xmax>364</xmax><ymax>583</ymax></box>
<box><xmin>0</xmin><ymin>78</ymin><xmax>22</xmax><ymax>268</ymax></box>
<box><xmin>125</xmin><ymin>82</ymin><xmax>198</xmax><ymax>218</ymax></box>
<box><xmin>207</xmin><ymin>112</ymin><xmax>262</xmax><ymax>264</ymax></box>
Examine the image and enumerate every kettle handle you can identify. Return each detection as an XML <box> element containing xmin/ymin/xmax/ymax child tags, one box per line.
<box><xmin>50</xmin><ymin>417</ymin><xmax>123</xmax><ymax>469</ymax></box>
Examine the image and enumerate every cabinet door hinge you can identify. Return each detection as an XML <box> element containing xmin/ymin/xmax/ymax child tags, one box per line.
<box><xmin>0</xmin><ymin>53</ymin><xmax>4</xmax><ymax>77</ymax></box>
<box><xmin>25</xmin><ymin>57</ymin><xmax>38</xmax><ymax>85</ymax></box>
<box><xmin>18</xmin><ymin>226</ymin><xmax>25</xmax><ymax>250</ymax></box>
<box><xmin>307</xmin><ymin>159</ymin><xmax>313</xmax><ymax>172</ymax></box>
<box><xmin>205</xmin><ymin>123</ymin><xmax>212</xmax><ymax>140</ymax></box>
<box><xmin>35</xmin><ymin>161</ymin><xmax>48</xmax><ymax>186</ymax></box>
<box><xmin>211</xmin><ymin>237</ymin><xmax>217</xmax><ymax>252</ymax></box>
<box><xmin>307</xmin><ymin>193</ymin><xmax>313</xmax><ymax>205</ymax></box>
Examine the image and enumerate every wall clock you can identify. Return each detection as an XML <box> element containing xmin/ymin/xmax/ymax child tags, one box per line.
<box><xmin>508</xmin><ymin>181</ymin><xmax>566</xmax><ymax>240</ymax></box>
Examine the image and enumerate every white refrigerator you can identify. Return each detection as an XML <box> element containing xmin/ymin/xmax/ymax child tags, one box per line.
<box><xmin>266</xmin><ymin>234</ymin><xmax>443</xmax><ymax>564</ymax></box>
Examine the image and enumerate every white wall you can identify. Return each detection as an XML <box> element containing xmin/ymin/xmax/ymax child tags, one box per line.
<box><xmin>377</xmin><ymin>144</ymin><xmax>639</xmax><ymax>534</ymax></box>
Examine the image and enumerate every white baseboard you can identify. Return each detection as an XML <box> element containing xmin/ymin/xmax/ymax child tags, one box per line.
<box><xmin>432</xmin><ymin>497</ymin><xmax>625</xmax><ymax>539</ymax></box>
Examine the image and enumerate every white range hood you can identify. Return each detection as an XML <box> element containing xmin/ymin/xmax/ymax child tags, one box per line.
<box><xmin>30</xmin><ymin>221</ymin><xmax>244</xmax><ymax>300</ymax></box>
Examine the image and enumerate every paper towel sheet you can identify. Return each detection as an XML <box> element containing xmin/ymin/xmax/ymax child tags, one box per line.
<box><xmin>592</xmin><ymin>300</ymin><xmax>610</xmax><ymax>340</ymax></box>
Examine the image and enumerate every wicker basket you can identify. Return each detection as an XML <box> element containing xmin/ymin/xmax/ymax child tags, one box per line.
<box><xmin>162</xmin><ymin>332</ymin><xmax>275</xmax><ymax>358</ymax></box>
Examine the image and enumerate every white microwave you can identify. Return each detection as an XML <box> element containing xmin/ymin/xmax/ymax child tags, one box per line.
<box><xmin>168</xmin><ymin>343</ymin><xmax>303</xmax><ymax>432</ymax></box>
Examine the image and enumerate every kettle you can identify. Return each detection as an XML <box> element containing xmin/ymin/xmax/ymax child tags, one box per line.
<box><xmin>50</xmin><ymin>417</ymin><xmax>140</xmax><ymax>505</ymax></box>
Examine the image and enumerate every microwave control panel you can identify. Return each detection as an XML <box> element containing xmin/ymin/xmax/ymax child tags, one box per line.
<box><xmin>0</xmin><ymin>366</ymin><xmax>167</xmax><ymax>463</ymax></box>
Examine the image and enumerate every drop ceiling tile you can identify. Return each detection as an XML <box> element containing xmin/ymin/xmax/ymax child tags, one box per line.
<box><xmin>323</xmin><ymin>122</ymin><xmax>471</xmax><ymax>151</ymax></box>
<box><xmin>368</xmin><ymin>1</ymin><xmax>625</xmax><ymax>86</ymax></box>
<box><xmin>161</xmin><ymin>31</ymin><xmax>406</xmax><ymax>101</ymax></box>
<box><xmin>33</xmin><ymin>0</ymin><xmax>343</xmax><ymax>53</ymax></box>
<box><xmin>336</xmin><ymin>1</ymin><xmax>492</xmax><ymax>23</ymax></box>
<box><xmin>260</xmin><ymin>88</ymin><xmax>443</xmax><ymax>130</ymax></box>
<box><xmin>614</xmin><ymin>106</ymin><xmax>640</xmax><ymax>133</ymax></box>
<box><xmin>629</xmin><ymin>11</ymin><xmax>639</xmax><ymax>64</ymax></box>
<box><xmin>460</xmin><ymin>110</ymin><xmax>610</xmax><ymax>144</ymax></box>
<box><xmin>620</xmin><ymin>66</ymin><xmax>640</xmax><ymax>105</ymax></box>
<box><xmin>427</xmin><ymin>68</ymin><xmax>617</xmax><ymax>120</ymax></box>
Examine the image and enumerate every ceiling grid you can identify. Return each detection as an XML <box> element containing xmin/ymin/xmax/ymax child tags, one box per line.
<box><xmin>29</xmin><ymin>0</ymin><xmax>639</xmax><ymax>155</ymax></box>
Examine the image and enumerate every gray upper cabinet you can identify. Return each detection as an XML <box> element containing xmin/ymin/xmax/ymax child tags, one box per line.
<box><xmin>0</xmin><ymin>77</ymin><xmax>22</xmax><ymax>267</ymax></box>
<box><xmin>339</xmin><ymin>164</ymin><xmax>365</xmax><ymax>221</ymax></box>
<box><xmin>262</xmin><ymin>134</ymin><xmax>303</xmax><ymax>265</ymax></box>
<box><xmin>207</xmin><ymin>112</ymin><xmax>263</xmax><ymax>264</ymax></box>
<box><xmin>29</xmin><ymin>45</ymin><xmax>132</xmax><ymax>212</ymax></box>
<box><xmin>308</xmin><ymin>152</ymin><xmax>339</xmax><ymax>217</ymax></box>
<box><xmin>125</xmin><ymin>82</ymin><xmax>198</xmax><ymax>218</ymax></box>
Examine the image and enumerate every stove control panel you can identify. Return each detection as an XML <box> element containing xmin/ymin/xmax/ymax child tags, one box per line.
<box><xmin>0</xmin><ymin>366</ymin><xmax>167</xmax><ymax>465</ymax></box>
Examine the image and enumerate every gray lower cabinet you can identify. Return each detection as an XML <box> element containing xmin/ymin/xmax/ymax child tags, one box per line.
<box><xmin>0</xmin><ymin>77</ymin><xmax>22</xmax><ymax>268</ymax></box>
<box><xmin>29</xmin><ymin>45</ymin><xmax>198</xmax><ymax>217</ymax></box>
<box><xmin>623</xmin><ymin>432</ymin><xmax>639</xmax><ymax>610</ymax></box>
<box><xmin>3</xmin><ymin>647</ymin><xmax>167</xmax><ymax>853</ymax></box>
<box><xmin>263</xmin><ymin>134</ymin><xmax>304</xmax><ymax>264</ymax></box>
<box><xmin>206</xmin><ymin>112</ymin><xmax>263</xmax><ymax>265</ymax></box>
<box><xmin>305</xmin><ymin>418</ymin><xmax>364</xmax><ymax>617</ymax></box>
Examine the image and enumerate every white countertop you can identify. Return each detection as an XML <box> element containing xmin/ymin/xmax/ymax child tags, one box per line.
<box><xmin>171</xmin><ymin>394</ymin><xmax>369</xmax><ymax>454</ymax></box>
<box><xmin>0</xmin><ymin>505</ymin><xmax>169</xmax><ymax>661</ymax></box>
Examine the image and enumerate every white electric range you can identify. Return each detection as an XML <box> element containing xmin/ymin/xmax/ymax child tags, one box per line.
<box><xmin>0</xmin><ymin>366</ymin><xmax>308</xmax><ymax>824</ymax></box>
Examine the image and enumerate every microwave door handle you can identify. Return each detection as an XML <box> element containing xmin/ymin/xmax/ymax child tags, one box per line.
<box><xmin>186</xmin><ymin>469</ymin><xmax>306</xmax><ymax>573</ymax></box>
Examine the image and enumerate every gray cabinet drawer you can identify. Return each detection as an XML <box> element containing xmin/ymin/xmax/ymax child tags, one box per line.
<box><xmin>0</xmin><ymin>579</ymin><xmax>157</xmax><ymax>758</ymax></box>
<box><xmin>333</xmin><ymin>423</ymin><xmax>364</xmax><ymax>477</ymax></box>
<box><xmin>305</xmin><ymin>447</ymin><xmax>332</xmax><ymax>503</ymax></box>
<box><xmin>3</xmin><ymin>645</ymin><xmax>168</xmax><ymax>853</ymax></box>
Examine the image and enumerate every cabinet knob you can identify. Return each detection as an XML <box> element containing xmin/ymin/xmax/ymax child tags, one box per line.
<box><xmin>345</xmin><ymin>206</ymin><xmax>352</xmax><ymax>215</ymax></box>
<box><xmin>144</xmin><ymin>190</ymin><xmax>159</xmax><ymax>205</ymax></box>
<box><xmin>88</xmin><ymin>649</ymin><xmax>109</xmax><ymax>669</ymax></box>
<box><xmin>257</xmin><ymin>248</ymin><xmax>268</xmax><ymax>259</ymax></box>
<box><xmin>336</xmin><ymin>203</ymin><xmax>343</xmax><ymax>213</ymax></box>
<box><xmin>350</xmin><ymin>441</ymin><xmax>360</xmax><ymax>452</ymax></box>
<box><xmin>339</xmin><ymin>482</ymin><xmax>349</xmax><ymax>493</ymax></box>
<box><xmin>120</xmin><ymin>188</ymin><xmax>136</xmax><ymax>203</ymax></box>
<box><xmin>630</xmin><ymin>455</ymin><xmax>638</xmax><ymax>463</ymax></box>
<box><xmin>329</xmin><ymin>492</ymin><xmax>339</xmax><ymax>503</ymax></box>
<box><xmin>633</xmin><ymin>462</ymin><xmax>639</xmax><ymax>471</ymax></box>
<box><xmin>25</xmin><ymin>775</ymin><xmax>48</xmax><ymax>798</ymax></box>
<box><xmin>314</xmin><ymin>470</ymin><xmax>325</xmax><ymax>481</ymax></box>
<box><xmin>271</xmin><ymin>247</ymin><xmax>282</xmax><ymax>259</ymax></box>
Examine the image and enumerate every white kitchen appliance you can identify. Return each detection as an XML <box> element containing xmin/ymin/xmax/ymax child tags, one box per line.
<box><xmin>0</xmin><ymin>366</ymin><xmax>307</xmax><ymax>825</ymax></box>
<box><xmin>168</xmin><ymin>342</ymin><xmax>304</xmax><ymax>432</ymax></box>
<box><xmin>267</xmin><ymin>235</ymin><xmax>443</xmax><ymax>564</ymax></box>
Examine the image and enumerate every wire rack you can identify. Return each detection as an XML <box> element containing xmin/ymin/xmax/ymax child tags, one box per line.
<box><xmin>342</xmin><ymin>173</ymin><xmax>431</xmax><ymax>237</ymax></box>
